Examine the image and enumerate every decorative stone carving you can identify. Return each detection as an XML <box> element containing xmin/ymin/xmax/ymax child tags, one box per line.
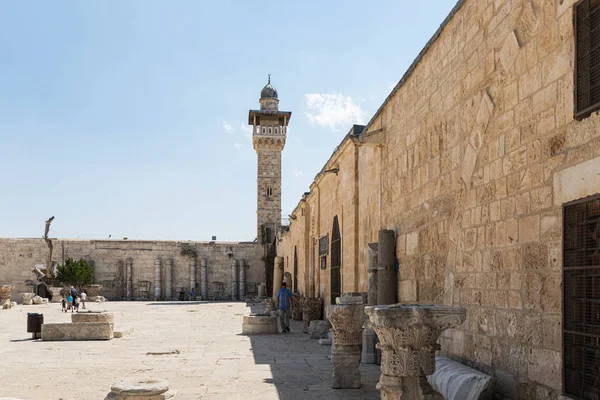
<box><xmin>84</xmin><ymin>285</ymin><xmax>103</xmax><ymax>302</ymax></box>
<box><xmin>365</xmin><ymin>304</ymin><xmax>467</xmax><ymax>400</ymax></box>
<box><xmin>32</xmin><ymin>295</ymin><xmax>45</xmax><ymax>305</ymax></box>
<box><xmin>308</xmin><ymin>320</ymin><xmax>331</xmax><ymax>339</ymax></box>
<box><xmin>20</xmin><ymin>293</ymin><xmax>34</xmax><ymax>305</ymax></box>
<box><xmin>105</xmin><ymin>377</ymin><xmax>176</xmax><ymax>399</ymax></box>
<box><xmin>264</xmin><ymin>298</ymin><xmax>275</xmax><ymax>314</ymax></box>
<box><xmin>291</xmin><ymin>295</ymin><xmax>304</xmax><ymax>320</ymax></box>
<box><xmin>0</xmin><ymin>285</ymin><xmax>13</xmax><ymax>305</ymax></box>
<box><xmin>327</xmin><ymin>294</ymin><xmax>365</xmax><ymax>389</ymax></box>
<box><xmin>302</xmin><ymin>297</ymin><xmax>323</xmax><ymax>333</ymax></box>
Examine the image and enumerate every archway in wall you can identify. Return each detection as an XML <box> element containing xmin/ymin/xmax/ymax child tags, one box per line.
<box><xmin>293</xmin><ymin>246</ymin><xmax>298</xmax><ymax>293</ymax></box>
<box><xmin>331</xmin><ymin>216</ymin><xmax>341</xmax><ymax>304</ymax></box>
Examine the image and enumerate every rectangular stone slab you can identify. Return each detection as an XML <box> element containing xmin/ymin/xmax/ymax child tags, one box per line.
<box><xmin>41</xmin><ymin>322</ymin><xmax>113</xmax><ymax>341</ymax></box>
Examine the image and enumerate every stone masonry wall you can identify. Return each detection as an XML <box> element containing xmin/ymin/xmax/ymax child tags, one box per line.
<box><xmin>280</xmin><ymin>0</ymin><xmax>600</xmax><ymax>397</ymax></box>
<box><xmin>0</xmin><ymin>238</ymin><xmax>262</xmax><ymax>302</ymax></box>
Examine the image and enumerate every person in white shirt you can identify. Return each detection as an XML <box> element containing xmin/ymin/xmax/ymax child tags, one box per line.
<box><xmin>80</xmin><ymin>291</ymin><xmax>87</xmax><ymax>309</ymax></box>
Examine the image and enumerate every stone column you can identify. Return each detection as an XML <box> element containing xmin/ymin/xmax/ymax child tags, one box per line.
<box><xmin>239</xmin><ymin>260</ymin><xmax>246</xmax><ymax>300</ymax></box>
<box><xmin>258</xmin><ymin>282</ymin><xmax>266</xmax><ymax>297</ymax></box>
<box><xmin>362</xmin><ymin>242</ymin><xmax>379</xmax><ymax>364</ymax></box>
<box><xmin>231</xmin><ymin>259</ymin><xmax>238</xmax><ymax>301</ymax></box>
<box><xmin>365</xmin><ymin>304</ymin><xmax>466</xmax><ymax>399</ymax></box>
<box><xmin>125</xmin><ymin>258</ymin><xmax>133</xmax><ymax>301</ymax></box>
<box><xmin>327</xmin><ymin>293</ymin><xmax>365</xmax><ymax>389</ymax></box>
<box><xmin>200</xmin><ymin>258</ymin><xmax>208</xmax><ymax>300</ymax></box>
<box><xmin>165</xmin><ymin>259</ymin><xmax>173</xmax><ymax>301</ymax></box>
<box><xmin>302</xmin><ymin>297</ymin><xmax>323</xmax><ymax>333</ymax></box>
<box><xmin>105</xmin><ymin>377</ymin><xmax>176</xmax><ymax>399</ymax></box>
<box><xmin>377</xmin><ymin>230</ymin><xmax>396</xmax><ymax>305</ymax></box>
<box><xmin>272</xmin><ymin>257</ymin><xmax>284</xmax><ymax>299</ymax></box>
<box><xmin>189</xmin><ymin>257</ymin><xmax>197</xmax><ymax>294</ymax></box>
<box><xmin>154</xmin><ymin>258</ymin><xmax>161</xmax><ymax>301</ymax></box>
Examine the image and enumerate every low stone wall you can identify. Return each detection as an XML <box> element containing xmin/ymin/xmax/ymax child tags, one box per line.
<box><xmin>41</xmin><ymin>322</ymin><xmax>113</xmax><ymax>341</ymax></box>
<box><xmin>241</xmin><ymin>315</ymin><xmax>278</xmax><ymax>334</ymax></box>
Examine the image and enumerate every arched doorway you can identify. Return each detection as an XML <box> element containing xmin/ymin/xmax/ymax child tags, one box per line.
<box><xmin>293</xmin><ymin>246</ymin><xmax>298</xmax><ymax>293</ymax></box>
<box><xmin>330</xmin><ymin>216</ymin><xmax>341</xmax><ymax>304</ymax></box>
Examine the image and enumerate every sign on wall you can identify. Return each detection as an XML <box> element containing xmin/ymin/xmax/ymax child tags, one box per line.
<box><xmin>318</xmin><ymin>234</ymin><xmax>329</xmax><ymax>257</ymax></box>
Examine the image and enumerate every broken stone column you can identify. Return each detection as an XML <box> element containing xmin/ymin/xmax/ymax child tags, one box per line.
<box><xmin>0</xmin><ymin>285</ymin><xmax>13</xmax><ymax>305</ymax></box>
<box><xmin>231</xmin><ymin>259</ymin><xmax>238</xmax><ymax>301</ymax></box>
<box><xmin>302</xmin><ymin>297</ymin><xmax>323</xmax><ymax>333</ymax></box>
<box><xmin>200</xmin><ymin>258</ymin><xmax>208</xmax><ymax>300</ymax></box>
<box><xmin>239</xmin><ymin>260</ymin><xmax>246</xmax><ymax>299</ymax></box>
<box><xmin>272</xmin><ymin>257</ymin><xmax>284</xmax><ymax>298</ymax></box>
<box><xmin>105</xmin><ymin>377</ymin><xmax>176</xmax><ymax>399</ymax></box>
<box><xmin>125</xmin><ymin>258</ymin><xmax>133</xmax><ymax>301</ymax></box>
<box><xmin>154</xmin><ymin>259</ymin><xmax>161</xmax><ymax>301</ymax></box>
<box><xmin>327</xmin><ymin>293</ymin><xmax>365</xmax><ymax>389</ymax></box>
<box><xmin>20</xmin><ymin>293</ymin><xmax>34</xmax><ymax>305</ymax></box>
<box><xmin>189</xmin><ymin>257</ymin><xmax>197</xmax><ymax>295</ymax></box>
<box><xmin>257</xmin><ymin>282</ymin><xmax>266</xmax><ymax>298</ymax></box>
<box><xmin>362</xmin><ymin>242</ymin><xmax>379</xmax><ymax>364</ymax></box>
<box><xmin>365</xmin><ymin>304</ymin><xmax>466</xmax><ymax>399</ymax></box>
<box><xmin>165</xmin><ymin>259</ymin><xmax>173</xmax><ymax>301</ymax></box>
<box><xmin>377</xmin><ymin>230</ymin><xmax>396</xmax><ymax>305</ymax></box>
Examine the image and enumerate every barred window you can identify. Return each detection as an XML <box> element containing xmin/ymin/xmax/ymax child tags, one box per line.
<box><xmin>563</xmin><ymin>196</ymin><xmax>600</xmax><ymax>399</ymax></box>
<box><xmin>575</xmin><ymin>0</ymin><xmax>600</xmax><ymax>119</ymax></box>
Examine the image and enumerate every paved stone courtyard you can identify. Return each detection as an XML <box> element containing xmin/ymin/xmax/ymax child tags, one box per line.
<box><xmin>0</xmin><ymin>301</ymin><xmax>380</xmax><ymax>399</ymax></box>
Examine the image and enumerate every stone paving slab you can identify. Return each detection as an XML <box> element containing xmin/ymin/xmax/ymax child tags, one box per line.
<box><xmin>0</xmin><ymin>301</ymin><xmax>381</xmax><ymax>399</ymax></box>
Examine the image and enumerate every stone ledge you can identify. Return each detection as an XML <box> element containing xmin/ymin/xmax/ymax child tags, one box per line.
<box><xmin>42</xmin><ymin>322</ymin><xmax>113</xmax><ymax>341</ymax></box>
<box><xmin>241</xmin><ymin>315</ymin><xmax>278</xmax><ymax>335</ymax></box>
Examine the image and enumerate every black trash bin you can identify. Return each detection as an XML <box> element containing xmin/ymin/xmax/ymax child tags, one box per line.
<box><xmin>27</xmin><ymin>313</ymin><xmax>43</xmax><ymax>339</ymax></box>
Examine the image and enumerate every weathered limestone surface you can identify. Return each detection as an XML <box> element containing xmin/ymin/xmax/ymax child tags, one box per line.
<box><xmin>308</xmin><ymin>320</ymin><xmax>331</xmax><ymax>339</ymax></box>
<box><xmin>272</xmin><ymin>257</ymin><xmax>284</xmax><ymax>299</ymax></box>
<box><xmin>242</xmin><ymin>315</ymin><xmax>278</xmax><ymax>335</ymax></box>
<box><xmin>105</xmin><ymin>377</ymin><xmax>176</xmax><ymax>400</ymax></box>
<box><xmin>20</xmin><ymin>293</ymin><xmax>34</xmax><ymax>305</ymax></box>
<box><xmin>427</xmin><ymin>356</ymin><xmax>494</xmax><ymax>400</ymax></box>
<box><xmin>377</xmin><ymin>230</ymin><xmax>396</xmax><ymax>305</ymax></box>
<box><xmin>72</xmin><ymin>311</ymin><xmax>115</xmax><ymax>326</ymax></box>
<box><xmin>327</xmin><ymin>294</ymin><xmax>365</xmax><ymax>389</ymax></box>
<box><xmin>41</xmin><ymin>322</ymin><xmax>114</xmax><ymax>341</ymax></box>
<box><xmin>366</xmin><ymin>304</ymin><xmax>466</xmax><ymax>399</ymax></box>
<box><xmin>302</xmin><ymin>297</ymin><xmax>323</xmax><ymax>333</ymax></box>
<box><xmin>0</xmin><ymin>285</ymin><xmax>13</xmax><ymax>305</ymax></box>
<box><xmin>48</xmin><ymin>287</ymin><xmax>62</xmax><ymax>303</ymax></box>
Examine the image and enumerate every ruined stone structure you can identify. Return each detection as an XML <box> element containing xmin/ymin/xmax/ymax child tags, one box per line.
<box><xmin>278</xmin><ymin>0</ymin><xmax>600</xmax><ymax>397</ymax></box>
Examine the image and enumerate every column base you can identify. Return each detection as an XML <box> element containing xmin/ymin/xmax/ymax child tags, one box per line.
<box><xmin>331</xmin><ymin>348</ymin><xmax>361</xmax><ymax>389</ymax></box>
<box><xmin>377</xmin><ymin>375</ymin><xmax>443</xmax><ymax>400</ymax></box>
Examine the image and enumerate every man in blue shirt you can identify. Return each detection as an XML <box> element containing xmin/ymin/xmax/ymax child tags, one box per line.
<box><xmin>276</xmin><ymin>282</ymin><xmax>293</xmax><ymax>333</ymax></box>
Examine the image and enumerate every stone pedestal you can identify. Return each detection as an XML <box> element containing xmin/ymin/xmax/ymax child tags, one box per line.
<box><xmin>48</xmin><ymin>286</ymin><xmax>63</xmax><ymax>303</ymax></box>
<box><xmin>365</xmin><ymin>304</ymin><xmax>466</xmax><ymax>400</ymax></box>
<box><xmin>84</xmin><ymin>285</ymin><xmax>103</xmax><ymax>302</ymax></box>
<box><xmin>257</xmin><ymin>283</ymin><xmax>266</xmax><ymax>298</ymax></box>
<box><xmin>20</xmin><ymin>293</ymin><xmax>34</xmax><ymax>305</ymax></box>
<box><xmin>0</xmin><ymin>285</ymin><xmax>13</xmax><ymax>304</ymax></box>
<box><xmin>105</xmin><ymin>377</ymin><xmax>176</xmax><ymax>399</ymax></box>
<box><xmin>291</xmin><ymin>295</ymin><xmax>304</xmax><ymax>321</ymax></box>
<box><xmin>302</xmin><ymin>297</ymin><xmax>323</xmax><ymax>333</ymax></box>
<box><xmin>327</xmin><ymin>293</ymin><xmax>365</xmax><ymax>389</ymax></box>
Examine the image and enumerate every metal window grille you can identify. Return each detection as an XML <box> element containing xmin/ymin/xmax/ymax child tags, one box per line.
<box><xmin>575</xmin><ymin>0</ymin><xmax>600</xmax><ymax>119</ymax></box>
<box><xmin>330</xmin><ymin>216</ymin><xmax>341</xmax><ymax>304</ymax></box>
<box><xmin>564</xmin><ymin>196</ymin><xmax>600</xmax><ymax>399</ymax></box>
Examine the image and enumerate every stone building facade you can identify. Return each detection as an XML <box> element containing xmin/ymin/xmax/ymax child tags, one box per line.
<box><xmin>0</xmin><ymin>239</ymin><xmax>261</xmax><ymax>301</ymax></box>
<box><xmin>279</xmin><ymin>0</ymin><xmax>600</xmax><ymax>398</ymax></box>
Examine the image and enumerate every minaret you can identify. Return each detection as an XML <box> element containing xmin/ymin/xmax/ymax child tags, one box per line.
<box><xmin>249</xmin><ymin>76</ymin><xmax>291</xmax><ymax>293</ymax></box>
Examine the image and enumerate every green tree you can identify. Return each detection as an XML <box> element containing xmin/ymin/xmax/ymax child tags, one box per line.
<box><xmin>56</xmin><ymin>258</ymin><xmax>94</xmax><ymax>288</ymax></box>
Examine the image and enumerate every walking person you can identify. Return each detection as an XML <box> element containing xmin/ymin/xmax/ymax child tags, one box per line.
<box><xmin>80</xmin><ymin>290</ymin><xmax>87</xmax><ymax>309</ymax></box>
<box><xmin>66</xmin><ymin>293</ymin><xmax>73</xmax><ymax>312</ymax></box>
<box><xmin>73</xmin><ymin>295</ymin><xmax>80</xmax><ymax>312</ymax></box>
<box><xmin>276</xmin><ymin>282</ymin><xmax>293</xmax><ymax>333</ymax></box>
<box><xmin>190</xmin><ymin>287</ymin><xmax>196</xmax><ymax>301</ymax></box>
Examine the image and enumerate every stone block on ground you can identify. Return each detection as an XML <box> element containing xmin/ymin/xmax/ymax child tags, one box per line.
<box><xmin>105</xmin><ymin>377</ymin><xmax>176</xmax><ymax>399</ymax></box>
<box><xmin>72</xmin><ymin>311</ymin><xmax>114</xmax><ymax>327</ymax></box>
<box><xmin>2</xmin><ymin>299</ymin><xmax>13</xmax><ymax>309</ymax></box>
<box><xmin>32</xmin><ymin>295</ymin><xmax>44</xmax><ymax>305</ymax></box>
<box><xmin>114</xmin><ymin>327</ymin><xmax>134</xmax><ymax>338</ymax></box>
<box><xmin>308</xmin><ymin>320</ymin><xmax>331</xmax><ymax>339</ymax></box>
<box><xmin>241</xmin><ymin>315</ymin><xmax>278</xmax><ymax>334</ymax></box>
<box><xmin>20</xmin><ymin>293</ymin><xmax>34</xmax><ymax>305</ymax></box>
<box><xmin>41</xmin><ymin>322</ymin><xmax>114</xmax><ymax>341</ymax></box>
<box><xmin>427</xmin><ymin>356</ymin><xmax>494</xmax><ymax>400</ymax></box>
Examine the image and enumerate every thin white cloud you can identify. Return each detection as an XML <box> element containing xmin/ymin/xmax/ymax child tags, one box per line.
<box><xmin>240</xmin><ymin>123</ymin><xmax>253</xmax><ymax>138</ymax></box>
<box><xmin>223</xmin><ymin>121</ymin><xmax>233</xmax><ymax>134</ymax></box>
<box><xmin>233</xmin><ymin>142</ymin><xmax>245</xmax><ymax>151</ymax></box>
<box><xmin>304</xmin><ymin>93</ymin><xmax>368</xmax><ymax>131</ymax></box>
<box><xmin>293</xmin><ymin>169</ymin><xmax>303</xmax><ymax>177</ymax></box>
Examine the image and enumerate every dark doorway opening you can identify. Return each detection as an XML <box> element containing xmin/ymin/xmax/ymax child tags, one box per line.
<box><xmin>330</xmin><ymin>216</ymin><xmax>341</xmax><ymax>304</ymax></box>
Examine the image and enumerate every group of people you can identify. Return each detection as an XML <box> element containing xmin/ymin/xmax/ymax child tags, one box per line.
<box><xmin>178</xmin><ymin>287</ymin><xmax>196</xmax><ymax>301</ymax></box>
<box><xmin>61</xmin><ymin>286</ymin><xmax>87</xmax><ymax>313</ymax></box>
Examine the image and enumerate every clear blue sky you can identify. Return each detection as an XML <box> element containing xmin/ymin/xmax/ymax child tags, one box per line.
<box><xmin>0</xmin><ymin>1</ymin><xmax>458</xmax><ymax>241</ymax></box>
